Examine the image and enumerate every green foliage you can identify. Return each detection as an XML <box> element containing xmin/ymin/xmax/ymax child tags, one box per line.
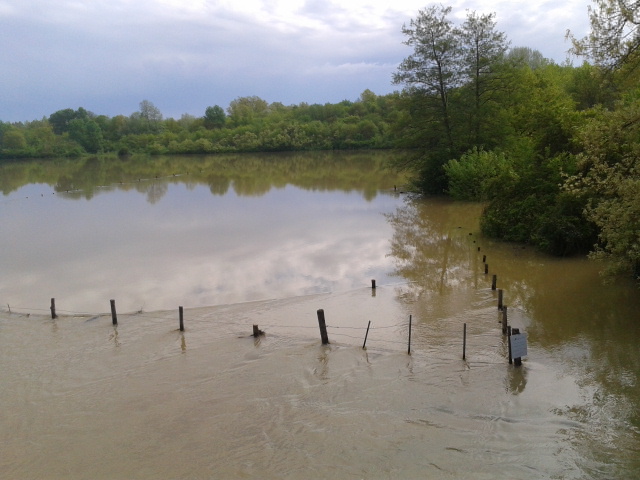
<box><xmin>48</xmin><ymin>108</ymin><xmax>91</xmax><ymax>135</ymax></box>
<box><xmin>3</xmin><ymin>129</ymin><xmax>27</xmax><ymax>149</ymax></box>
<box><xmin>481</xmin><ymin>154</ymin><xmax>597</xmax><ymax>256</ymax></box>
<box><xmin>568</xmin><ymin>0</ymin><xmax>640</xmax><ymax>73</ymax></box>
<box><xmin>393</xmin><ymin>7</ymin><xmax>511</xmax><ymax>193</ymax></box>
<box><xmin>227</xmin><ymin>96</ymin><xmax>268</xmax><ymax>127</ymax></box>
<box><xmin>68</xmin><ymin>118</ymin><xmax>104</xmax><ymax>153</ymax></box>
<box><xmin>204</xmin><ymin>105</ymin><xmax>226</xmax><ymax>129</ymax></box>
<box><xmin>139</xmin><ymin>100</ymin><xmax>163</xmax><ymax>126</ymax></box>
<box><xmin>564</xmin><ymin>92</ymin><xmax>640</xmax><ymax>274</ymax></box>
<box><xmin>0</xmin><ymin>91</ymin><xmax>403</xmax><ymax>159</ymax></box>
<box><xmin>444</xmin><ymin>148</ymin><xmax>514</xmax><ymax>200</ymax></box>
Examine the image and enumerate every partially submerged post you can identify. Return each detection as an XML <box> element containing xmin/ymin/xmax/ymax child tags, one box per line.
<box><xmin>316</xmin><ymin>309</ymin><xmax>329</xmax><ymax>345</ymax></box>
<box><xmin>484</xmin><ymin>264</ymin><xmax>489</xmax><ymax>275</ymax></box>
<box><xmin>492</xmin><ymin>274</ymin><xmax>497</xmax><ymax>290</ymax></box>
<box><xmin>502</xmin><ymin>306</ymin><xmax>508</xmax><ymax>335</ymax></box>
<box><xmin>498</xmin><ymin>289</ymin><xmax>503</xmax><ymax>310</ymax></box>
<box><xmin>463</xmin><ymin>323</ymin><xmax>467</xmax><ymax>360</ymax></box>
<box><xmin>179</xmin><ymin>306</ymin><xmax>184</xmax><ymax>332</ymax></box>
<box><xmin>252</xmin><ymin>325</ymin><xmax>264</xmax><ymax>337</ymax></box>
<box><xmin>50</xmin><ymin>298</ymin><xmax>57</xmax><ymax>319</ymax></box>
<box><xmin>407</xmin><ymin>315</ymin><xmax>412</xmax><ymax>355</ymax></box>
<box><xmin>507</xmin><ymin>325</ymin><xmax>512</xmax><ymax>364</ymax></box>
<box><xmin>371</xmin><ymin>279</ymin><xmax>376</xmax><ymax>290</ymax></box>
<box><xmin>110</xmin><ymin>299</ymin><xmax>117</xmax><ymax>326</ymax></box>
<box><xmin>362</xmin><ymin>321</ymin><xmax>371</xmax><ymax>349</ymax></box>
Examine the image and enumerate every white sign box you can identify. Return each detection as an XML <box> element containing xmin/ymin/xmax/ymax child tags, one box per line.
<box><xmin>510</xmin><ymin>333</ymin><xmax>528</xmax><ymax>358</ymax></box>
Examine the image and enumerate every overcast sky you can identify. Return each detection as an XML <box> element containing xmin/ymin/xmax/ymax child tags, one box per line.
<box><xmin>1</xmin><ymin>0</ymin><xmax>592</xmax><ymax>122</ymax></box>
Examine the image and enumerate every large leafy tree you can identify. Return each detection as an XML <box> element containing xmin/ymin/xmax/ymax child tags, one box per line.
<box><xmin>393</xmin><ymin>5</ymin><xmax>460</xmax><ymax>153</ymax></box>
<box><xmin>564</xmin><ymin>0</ymin><xmax>640</xmax><ymax>276</ymax></box>
<box><xmin>204</xmin><ymin>105</ymin><xmax>226</xmax><ymax>129</ymax></box>
<box><xmin>139</xmin><ymin>100</ymin><xmax>163</xmax><ymax>129</ymax></box>
<box><xmin>227</xmin><ymin>96</ymin><xmax>269</xmax><ymax>127</ymax></box>
<box><xmin>569</xmin><ymin>0</ymin><xmax>640</xmax><ymax>72</ymax></box>
<box><xmin>565</xmin><ymin>97</ymin><xmax>640</xmax><ymax>275</ymax></box>
<box><xmin>392</xmin><ymin>6</ymin><xmax>510</xmax><ymax>193</ymax></box>
<box><xmin>48</xmin><ymin>107</ymin><xmax>91</xmax><ymax>135</ymax></box>
<box><xmin>68</xmin><ymin>118</ymin><xmax>104</xmax><ymax>153</ymax></box>
<box><xmin>458</xmin><ymin>12</ymin><xmax>509</xmax><ymax>146</ymax></box>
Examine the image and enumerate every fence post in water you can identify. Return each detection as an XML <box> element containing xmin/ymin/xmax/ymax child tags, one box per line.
<box><xmin>179</xmin><ymin>306</ymin><xmax>184</xmax><ymax>332</ymax></box>
<box><xmin>316</xmin><ymin>309</ymin><xmax>329</xmax><ymax>345</ymax></box>
<box><xmin>252</xmin><ymin>325</ymin><xmax>265</xmax><ymax>337</ymax></box>
<box><xmin>498</xmin><ymin>289</ymin><xmax>503</xmax><ymax>310</ymax></box>
<box><xmin>482</xmin><ymin>254</ymin><xmax>486</xmax><ymax>263</ymax></box>
<box><xmin>463</xmin><ymin>323</ymin><xmax>467</xmax><ymax>360</ymax></box>
<box><xmin>363</xmin><ymin>321</ymin><xmax>371</xmax><ymax>349</ymax></box>
<box><xmin>371</xmin><ymin>279</ymin><xmax>376</xmax><ymax>290</ymax></box>
<box><xmin>408</xmin><ymin>315</ymin><xmax>412</xmax><ymax>355</ymax></box>
<box><xmin>507</xmin><ymin>325</ymin><xmax>512</xmax><ymax>364</ymax></box>
<box><xmin>50</xmin><ymin>298</ymin><xmax>57</xmax><ymax>319</ymax></box>
<box><xmin>492</xmin><ymin>275</ymin><xmax>497</xmax><ymax>290</ymax></box>
<box><xmin>484</xmin><ymin>263</ymin><xmax>489</xmax><ymax>275</ymax></box>
<box><xmin>110</xmin><ymin>299</ymin><xmax>117</xmax><ymax>326</ymax></box>
<box><xmin>502</xmin><ymin>306</ymin><xmax>508</xmax><ymax>334</ymax></box>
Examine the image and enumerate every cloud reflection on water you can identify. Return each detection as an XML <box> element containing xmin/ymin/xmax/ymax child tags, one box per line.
<box><xmin>1</xmin><ymin>179</ymin><xmax>400</xmax><ymax>314</ymax></box>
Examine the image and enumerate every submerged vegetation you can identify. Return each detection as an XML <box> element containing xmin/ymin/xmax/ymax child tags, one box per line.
<box><xmin>1</xmin><ymin>1</ymin><xmax>638</xmax><ymax>278</ymax></box>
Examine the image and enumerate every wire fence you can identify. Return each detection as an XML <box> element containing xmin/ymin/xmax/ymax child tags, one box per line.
<box><xmin>1</xmin><ymin>249</ymin><xmax>525</xmax><ymax>364</ymax></box>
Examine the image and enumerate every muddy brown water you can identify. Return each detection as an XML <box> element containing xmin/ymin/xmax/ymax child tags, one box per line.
<box><xmin>1</xmin><ymin>153</ymin><xmax>639</xmax><ymax>478</ymax></box>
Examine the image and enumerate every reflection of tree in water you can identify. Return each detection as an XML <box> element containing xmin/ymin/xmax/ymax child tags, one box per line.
<box><xmin>206</xmin><ymin>174</ymin><xmax>230</xmax><ymax>196</ymax></box>
<box><xmin>387</xmin><ymin>198</ymin><xmax>640</xmax><ymax>442</ymax></box>
<box><xmin>385</xmin><ymin>196</ymin><xmax>483</xmax><ymax>299</ymax></box>
<box><xmin>0</xmin><ymin>151</ymin><xmax>407</xmax><ymax>201</ymax></box>
<box><xmin>145</xmin><ymin>181</ymin><xmax>168</xmax><ymax>204</ymax></box>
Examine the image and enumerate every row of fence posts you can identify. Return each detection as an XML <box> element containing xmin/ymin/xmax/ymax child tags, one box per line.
<box><xmin>47</xmin><ymin>251</ymin><xmax>523</xmax><ymax>365</ymax></box>
<box><xmin>49</xmin><ymin>298</ymin><xmax>186</xmax><ymax>332</ymax></box>
<box><xmin>313</xmin><ymin>245</ymin><xmax>524</xmax><ymax>366</ymax></box>
<box><xmin>482</xmin><ymin>246</ymin><xmax>524</xmax><ymax>366</ymax></box>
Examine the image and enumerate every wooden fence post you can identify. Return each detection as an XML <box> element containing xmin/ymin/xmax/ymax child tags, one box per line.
<box><xmin>110</xmin><ymin>299</ymin><xmax>117</xmax><ymax>326</ymax></box>
<box><xmin>485</xmin><ymin>264</ymin><xmax>489</xmax><ymax>274</ymax></box>
<box><xmin>50</xmin><ymin>298</ymin><xmax>57</xmax><ymax>319</ymax></box>
<box><xmin>252</xmin><ymin>325</ymin><xmax>265</xmax><ymax>337</ymax></box>
<box><xmin>502</xmin><ymin>306</ymin><xmax>508</xmax><ymax>334</ymax></box>
<box><xmin>498</xmin><ymin>289</ymin><xmax>503</xmax><ymax>310</ymax></box>
<box><xmin>363</xmin><ymin>321</ymin><xmax>371</xmax><ymax>349</ymax></box>
<box><xmin>492</xmin><ymin>274</ymin><xmax>497</xmax><ymax>290</ymax></box>
<box><xmin>507</xmin><ymin>325</ymin><xmax>512</xmax><ymax>364</ymax></box>
<box><xmin>316</xmin><ymin>309</ymin><xmax>329</xmax><ymax>345</ymax></box>
<box><xmin>371</xmin><ymin>279</ymin><xmax>376</xmax><ymax>290</ymax></box>
<box><xmin>179</xmin><ymin>306</ymin><xmax>184</xmax><ymax>332</ymax></box>
<box><xmin>407</xmin><ymin>315</ymin><xmax>412</xmax><ymax>355</ymax></box>
<box><xmin>463</xmin><ymin>323</ymin><xmax>467</xmax><ymax>360</ymax></box>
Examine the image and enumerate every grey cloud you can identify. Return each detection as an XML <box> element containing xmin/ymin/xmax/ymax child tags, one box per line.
<box><xmin>1</xmin><ymin>0</ymin><xmax>589</xmax><ymax>122</ymax></box>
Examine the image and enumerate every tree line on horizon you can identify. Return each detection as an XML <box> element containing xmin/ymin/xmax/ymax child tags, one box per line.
<box><xmin>0</xmin><ymin>92</ymin><xmax>401</xmax><ymax>158</ymax></box>
<box><xmin>1</xmin><ymin>0</ymin><xmax>638</xmax><ymax>279</ymax></box>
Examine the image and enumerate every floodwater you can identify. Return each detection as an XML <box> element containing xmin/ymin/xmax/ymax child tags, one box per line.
<box><xmin>1</xmin><ymin>152</ymin><xmax>639</xmax><ymax>479</ymax></box>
